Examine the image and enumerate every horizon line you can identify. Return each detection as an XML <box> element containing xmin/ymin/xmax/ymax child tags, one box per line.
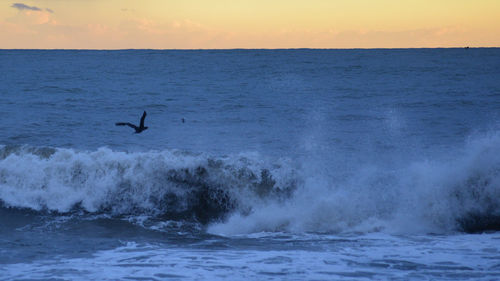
<box><xmin>1</xmin><ymin>46</ymin><xmax>498</xmax><ymax>51</ymax></box>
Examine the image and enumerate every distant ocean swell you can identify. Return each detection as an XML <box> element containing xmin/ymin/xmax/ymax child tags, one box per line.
<box><xmin>1</xmin><ymin>132</ymin><xmax>500</xmax><ymax>234</ymax></box>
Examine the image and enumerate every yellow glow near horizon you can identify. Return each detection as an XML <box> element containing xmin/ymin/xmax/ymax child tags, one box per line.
<box><xmin>1</xmin><ymin>0</ymin><xmax>499</xmax><ymax>49</ymax></box>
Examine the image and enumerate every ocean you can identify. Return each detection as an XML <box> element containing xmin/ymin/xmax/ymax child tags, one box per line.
<box><xmin>1</xmin><ymin>48</ymin><xmax>500</xmax><ymax>280</ymax></box>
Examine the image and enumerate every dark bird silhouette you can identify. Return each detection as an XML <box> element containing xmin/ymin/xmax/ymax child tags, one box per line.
<box><xmin>115</xmin><ymin>111</ymin><xmax>148</xmax><ymax>133</ymax></box>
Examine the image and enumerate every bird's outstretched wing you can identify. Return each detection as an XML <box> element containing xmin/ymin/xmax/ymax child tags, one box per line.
<box><xmin>140</xmin><ymin>111</ymin><xmax>147</xmax><ymax>128</ymax></box>
<box><xmin>115</xmin><ymin>122</ymin><xmax>139</xmax><ymax>130</ymax></box>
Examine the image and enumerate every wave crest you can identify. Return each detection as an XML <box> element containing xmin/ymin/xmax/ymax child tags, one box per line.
<box><xmin>3</xmin><ymin>132</ymin><xmax>500</xmax><ymax>235</ymax></box>
<box><xmin>209</xmin><ymin>132</ymin><xmax>500</xmax><ymax>235</ymax></box>
<box><xmin>0</xmin><ymin>146</ymin><xmax>298</xmax><ymax>223</ymax></box>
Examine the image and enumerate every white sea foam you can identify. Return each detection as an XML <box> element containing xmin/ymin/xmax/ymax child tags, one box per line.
<box><xmin>2</xmin><ymin>233</ymin><xmax>499</xmax><ymax>280</ymax></box>
<box><xmin>209</xmin><ymin>131</ymin><xmax>500</xmax><ymax>235</ymax></box>
<box><xmin>0</xmin><ymin>146</ymin><xmax>296</xmax><ymax>220</ymax></box>
<box><xmin>1</xmin><ymin>132</ymin><xmax>500</xmax><ymax>235</ymax></box>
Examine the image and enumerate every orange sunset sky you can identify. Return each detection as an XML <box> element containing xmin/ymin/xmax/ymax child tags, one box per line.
<box><xmin>1</xmin><ymin>0</ymin><xmax>499</xmax><ymax>49</ymax></box>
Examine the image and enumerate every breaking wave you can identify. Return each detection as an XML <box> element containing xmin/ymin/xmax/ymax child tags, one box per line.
<box><xmin>2</xmin><ymin>132</ymin><xmax>500</xmax><ymax>235</ymax></box>
<box><xmin>208</xmin><ymin>132</ymin><xmax>500</xmax><ymax>235</ymax></box>
<box><xmin>0</xmin><ymin>146</ymin><xmax>298</xmax><ymax>224</ymax></box>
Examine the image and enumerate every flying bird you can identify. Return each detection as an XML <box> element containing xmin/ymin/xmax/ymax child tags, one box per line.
<box><xmin>115</xmin><ymin>111</ymin><xmax>148</xmax><ymax>134</ymax></box>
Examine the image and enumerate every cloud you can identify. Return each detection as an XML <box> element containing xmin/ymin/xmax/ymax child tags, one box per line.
<box><xmin>11</xmin><ymin>3</ymin><xmax>42</xmax><ymax>12</ymax></box>
<box><xmin>46</xmin><ymin>8</ymin><xmax>54</xmax><ymax>14</ymax></box>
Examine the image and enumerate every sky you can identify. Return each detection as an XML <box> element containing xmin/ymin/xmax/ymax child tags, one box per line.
<box><xmin>1</xmin><ymin>0</ymin><xmax>499</xmax><ymax>49</ymax></box>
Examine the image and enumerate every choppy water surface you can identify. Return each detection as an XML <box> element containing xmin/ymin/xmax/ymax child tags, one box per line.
<box><xmin>1</xmin><ymin>49</ymin><xmax>500</xmax><ymax>280</ymax></box>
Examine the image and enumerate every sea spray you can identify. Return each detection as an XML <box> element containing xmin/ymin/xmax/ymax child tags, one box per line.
<box><xmin>209</xmin><ymin>132</ymin><xmax>500</xmax><ymax>235</ymax></box>
<box><xmin>2</xmin><ymin>133</ymin><xmax>500</xmax><ymax>234</ymax></box>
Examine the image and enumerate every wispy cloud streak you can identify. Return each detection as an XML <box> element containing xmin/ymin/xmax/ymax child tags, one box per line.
<box><xmin>11</xmin><ymin>3</ymin><xmax>42</xmax><ymax>12</ymax></box>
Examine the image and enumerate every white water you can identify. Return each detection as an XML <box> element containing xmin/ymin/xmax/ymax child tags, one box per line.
<box><xmin>2</xmin><ymin>233</ymin><xmax>500</xmax><ymax>280</ymax></box>
<box><xmin>2</xmin><ymin>130</ymin><xmax>500</xmax><ymax>235</ymax></box>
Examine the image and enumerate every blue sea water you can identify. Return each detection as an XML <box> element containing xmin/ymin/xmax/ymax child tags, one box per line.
<box><xmin>1</xmin><ymin>48</ymin><xmax>500</xmax><ymax>280</ymax></box>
